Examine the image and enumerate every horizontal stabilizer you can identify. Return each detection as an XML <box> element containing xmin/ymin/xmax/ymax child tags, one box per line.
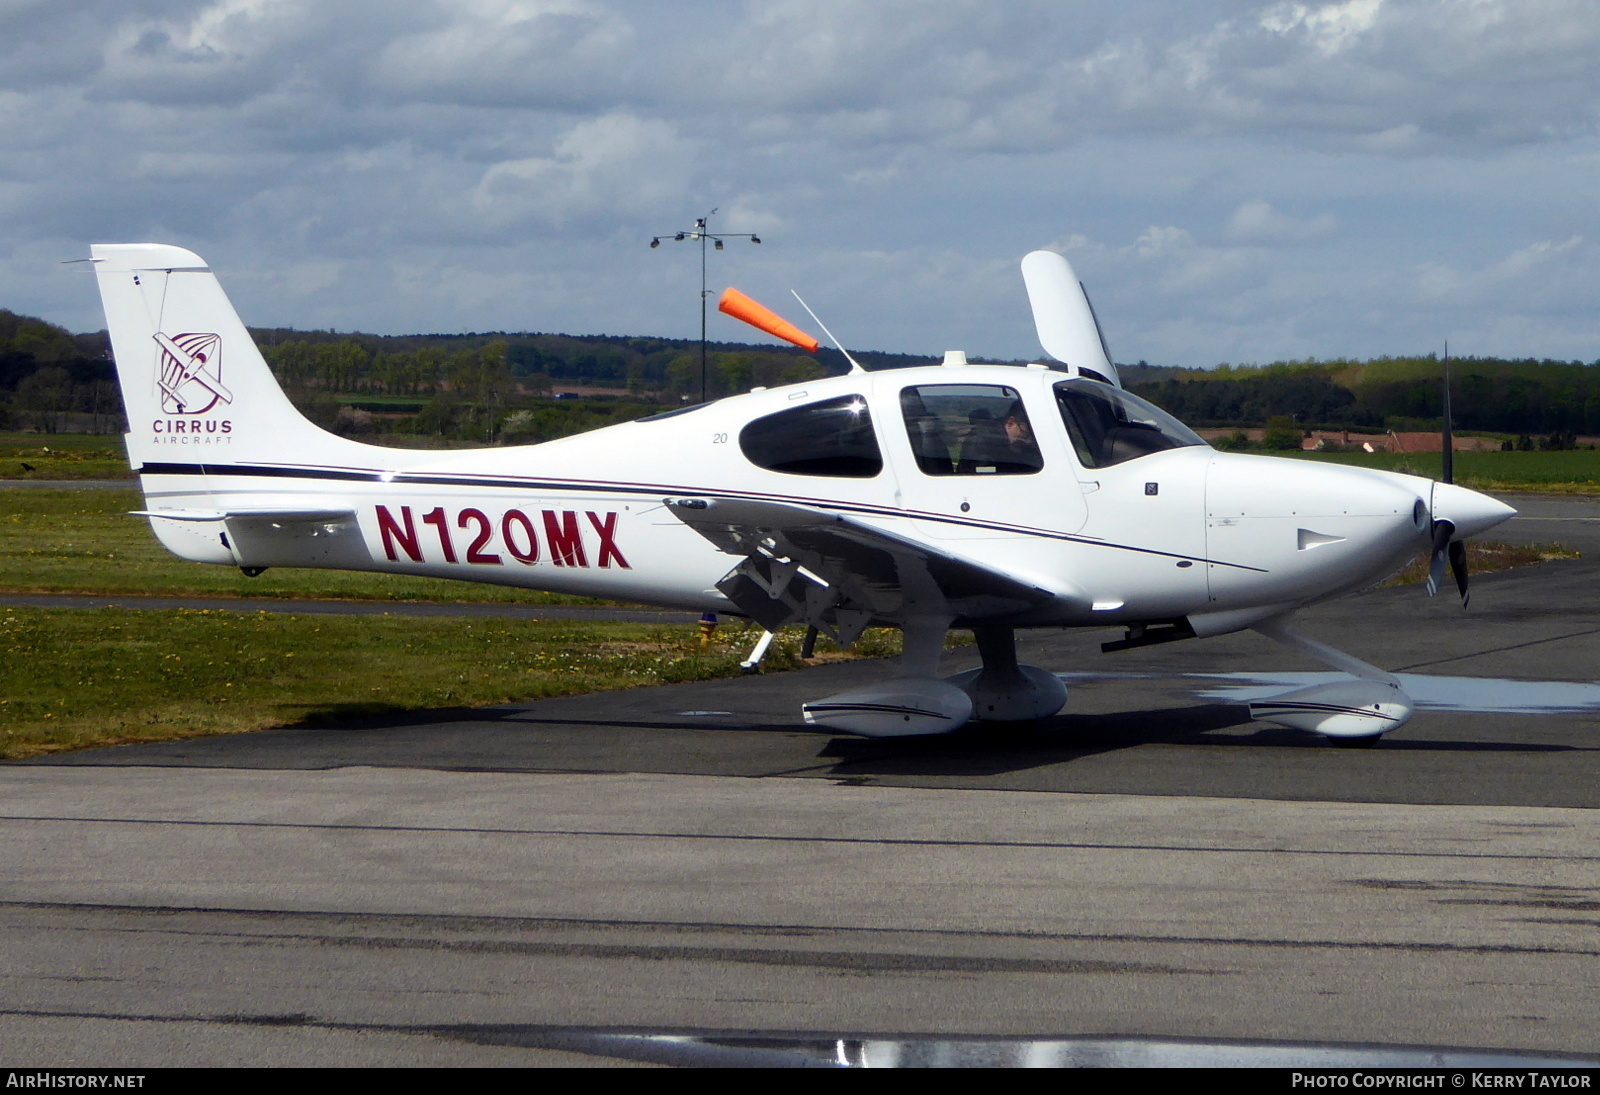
<box><xmin>134</xmin><ymin>508</ymin><xmax>356</xmax><ymax>523</ymax></box>
<box><xmin>134</xmin><ymin>507</ymin><xmax>366</xmax><ymax>570</ymax></box>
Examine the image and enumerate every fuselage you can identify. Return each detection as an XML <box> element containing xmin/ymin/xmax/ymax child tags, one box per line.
<box><xmin>134</xmin><ymin>362</ymin><xmax>1504</xmax><ymax>635</ymax></box>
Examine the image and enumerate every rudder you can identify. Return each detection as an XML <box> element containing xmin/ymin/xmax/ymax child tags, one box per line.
<box><xmin>91</xmin><ymin>243</ymin><xmax>364</xmax><ymax>469</ymax></box>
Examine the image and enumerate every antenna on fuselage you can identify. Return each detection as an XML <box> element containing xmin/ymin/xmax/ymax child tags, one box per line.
<box><xmin>790</xmin><ymin>291</ymin><xmax>866</xmax><ymax>375</ymax></box>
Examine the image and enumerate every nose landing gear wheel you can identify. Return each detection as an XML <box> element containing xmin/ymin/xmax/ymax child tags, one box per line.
<box><xmin>1327</xmin><ymin>734</ymin><xmax>1381</xmax><ymax>749</ymax></box>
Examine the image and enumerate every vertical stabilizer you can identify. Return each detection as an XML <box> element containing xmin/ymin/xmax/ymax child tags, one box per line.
<box><xmin>1020</xmin><ymin>250</ymin><xmax>1120</xmax><ymax>387</ymax></box>
<box><xmin>91</xmin><ymin>244</ymin><xmax>369</xmax><ymax>469</ymax></box>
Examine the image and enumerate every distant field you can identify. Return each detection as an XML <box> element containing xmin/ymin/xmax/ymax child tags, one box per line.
<box><xmin>0</xmin><ymin>607</ymin><xmax>899</xmax><ymax>759</ymax></box>
<box><xmin>337</xmin><ymin>394</ymin><xmax>431</xmax><ymax>410</ymax></box>
<box><xmin>0</xmin><ymin>488</ymin><xmax>612</xmax><ymax>604</ymax></box>
<box><xmin>0</xmin><ymin>433</ymin><xmax>129</xmax><ymax>480</ymax></box>
<box><xmin>1289</xmin><ymin>449</ymin><xmax>1600</xmax><ymax>491</ymax></box>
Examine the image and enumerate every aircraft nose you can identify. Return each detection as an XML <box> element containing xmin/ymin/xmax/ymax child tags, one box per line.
<box><xmin>1432</xmin><ymin>481</ymin><xmax>1516</xmax><ymax>539</ymax></box>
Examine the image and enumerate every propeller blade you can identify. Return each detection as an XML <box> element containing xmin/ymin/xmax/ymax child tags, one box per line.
<box><xmin>1425</xmin><ymin>520</ymin><xmax>1454</xmax><ymax>597</ymax></box>
<box><xmin>1448</xmin><ymin>539</ymin><xmax>1469</xmax><ymax>607</ymax></box>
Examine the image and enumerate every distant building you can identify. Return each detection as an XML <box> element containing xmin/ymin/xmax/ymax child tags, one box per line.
<box><xmin>1198</xmin><ymin>428</ymin><xmax>1504</xmax><ymax>454</ymax></box>
<box><xmin>1387</xmin><ymin>432</ymin><xmax>1501</xmax><ymax>453</ymax></box>
<box><xmin>1301</xmin><ymin>430</ymin><xmax>1389</xmax><ymax>452</ymax></box>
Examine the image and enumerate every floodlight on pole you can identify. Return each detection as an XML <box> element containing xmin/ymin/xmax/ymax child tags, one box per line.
<box><xmin>649</xmin><ymin>208</ymin><xmax>761</xmax><ymax>404</ymax></box>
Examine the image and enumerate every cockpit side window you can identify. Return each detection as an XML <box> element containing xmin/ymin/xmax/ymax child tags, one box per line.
<box><xmin>739</xmin><ymin>394</ymin><xmax>883</xmax><ymax>477</ymax></box>
<box><xmin>899</xmin><ymin>384</ymin><xmax>1043</xmax><ymax>476</ymax></box>
<box><xmin>1054</xmin><ymin>379</ymin><xmax>1208</xmax><ymax>469</ymax></box>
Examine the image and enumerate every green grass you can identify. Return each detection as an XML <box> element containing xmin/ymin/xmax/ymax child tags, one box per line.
<box><xmin>0</xmin><ymin>433</ymin><xmax>130</xmax><ymax>480</ymax></box>
<box><xmin>0</xmin><ymin>608</ymin><xmax>902</xmax><ymax>759</ymax></box>
<box><xmin>0</xmin><ymin>488</ymin><xmax>610</xmax><ymax>603</ymax></box>
<box><xmin>1288</xmin><ymin>449</ymin><xmax>1600</xmax><ymax>492</ymax></box>
<box><xmin>1380</xmin><ymin>540</ymin><xmax>1579</xmax><ymax>588</ymax></box>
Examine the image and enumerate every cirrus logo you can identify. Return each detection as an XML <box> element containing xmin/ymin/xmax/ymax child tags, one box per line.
<box><xmin>153</xmin><ymin>332</ymin><xmax>232</xmax><ymax>415</ymax></box>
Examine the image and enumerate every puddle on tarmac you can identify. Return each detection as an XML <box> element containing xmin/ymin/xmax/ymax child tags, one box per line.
<box><xmin>1057</xmin><ymin>671</ymin><xmax>1600</xmax><ymax>715</ymax></box>
<box><xmin>524</xmin><ymin>1032</ymin><xmax>1596</xmax><ymax>1068</ymax></box>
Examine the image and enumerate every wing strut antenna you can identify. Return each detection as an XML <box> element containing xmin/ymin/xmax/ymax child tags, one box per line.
<box><xmin>790</xmin><ymin>291</ymin><xmax>866</xmax><ymax>375</ymax></box>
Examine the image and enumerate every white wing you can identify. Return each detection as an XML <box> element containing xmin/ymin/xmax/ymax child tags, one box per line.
<box><xmin>1021</xmin><ymin>250</ymin><xmax>1119</xmax><ymax>387</ymax></box>
<box><xmin>667</xmin><ymin>497</ymin><xmax>1072</xmax><ymax>640</ymax></box>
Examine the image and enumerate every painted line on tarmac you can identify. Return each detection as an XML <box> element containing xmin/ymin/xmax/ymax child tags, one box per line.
<box><xmin>0</xmin><ymin>592</ymin><xmax>691</xmax><ymax>623</ymax></box>
<box><xmin>3</xmin><ymin>812</ymin><xmax>1596</xmax><ymax>862</ymax></box>
<box><xmin>4</xmin><ymin>898</ymin><xmax>1599</xmax><ymax>960</ymax></box>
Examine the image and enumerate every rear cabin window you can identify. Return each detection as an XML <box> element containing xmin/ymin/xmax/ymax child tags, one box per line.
<box><xmin>739</xmin><ymin>395</ymin><xmax>883</xmax><ymax>477</ymax></box>
<box><xmin>899</xmin><ymin>384</ymin><xmax>1043</xmax><ymax>476</ymax></box>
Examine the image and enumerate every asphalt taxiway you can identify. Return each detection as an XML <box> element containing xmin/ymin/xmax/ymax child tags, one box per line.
<box><xmin>3</xmin><ymin>493</ymin><xmax>1598</xmax><ymax>1066</ymax></box>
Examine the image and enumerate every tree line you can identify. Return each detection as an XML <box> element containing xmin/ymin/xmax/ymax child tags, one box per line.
<box><xmin>255</xmin><ymin>335</ymin><xmax>834</xmax><ymax>443</ymax></box>
<box><xmin>1125</xmin><ymin>356</ymin><xmax>1600</xmax><ymax>435</ymax></box>
<box><xmin>3</xmin><ymin>304</ymin><xmax>1598</xmax><ymax>442</ymax></box>
<box><xmin>0</xmin><ymin>311</ymin><xmax>117</xmax><ymax>433</ymax></box>
<box><xmin>249</xmin><ymin>326</ymin><xmax>900</xmax><ymax>399</ymax></box>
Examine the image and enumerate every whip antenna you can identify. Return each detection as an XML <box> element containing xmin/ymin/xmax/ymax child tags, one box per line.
<box><xmin>790</xmin><ymin>291</ymin><xmax>865</xmax><ymax>375</ymax></box>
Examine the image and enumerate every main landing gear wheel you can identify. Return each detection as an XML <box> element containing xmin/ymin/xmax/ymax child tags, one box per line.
<box><xmin>943</xmin><ymin>626</ymin><xmax>1066</xmax><ymax>723</ymax></box>
<box><xmin>801</xmin><ymin>622</ymin><xmax>1067</xmax><ymax>737</ymax></box>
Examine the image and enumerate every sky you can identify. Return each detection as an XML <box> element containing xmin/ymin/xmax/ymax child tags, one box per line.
<box><xmin>2</xmin><ymin>0</ymin><xmax>1597</xmax><ymax>366</ymax></box>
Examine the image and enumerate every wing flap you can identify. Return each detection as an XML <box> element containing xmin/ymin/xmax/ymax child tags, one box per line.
<box><xmin>666</xmin><ymin>496</ymin><xmax>1071</xmax><ymax>634</ymax></box>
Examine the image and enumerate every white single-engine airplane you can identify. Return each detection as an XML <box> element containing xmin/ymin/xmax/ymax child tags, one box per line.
<box><xmin>90</xmin><ymin>243</ymin><xmax>1514</xmax><ymax>745</ymax></box>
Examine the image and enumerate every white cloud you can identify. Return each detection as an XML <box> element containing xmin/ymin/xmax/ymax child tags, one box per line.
<box><xmin>371</xmin><ymin>0</ymin><xmax>633</xmax><ymax>108</ymax></box>
<box><xmin>1225</xmin><ymin>199</ymin><xmax>1337</xmax><ymax>243</ymax></box>
<box><xmin>471</xmin><ymin>113</ymin><xmax>696</xmax><ymax>228</ymax></box>
<box><xmin>1129</xmin><ymin>226</ymin><xmax>1196</xmax><ymax>256</ymax></box>
<box><xmin>1258</xmin><ymin>0</ymin><xmax>1384</xmax><ymax>56</ymax></box>
<box><xmin>1415</xmin><ymin>235</ymin><xmax>1588</xmax><ymax>303</ymax></box>
<box><xmin>1</xmin><ymin>1</ymin><xmax>1598</xmax><ymax>363</ymax></box>
<box><xmin>1045</xmin><ymin>233</ymin><xmax>1094</xmax><ymax>254</ymax></box>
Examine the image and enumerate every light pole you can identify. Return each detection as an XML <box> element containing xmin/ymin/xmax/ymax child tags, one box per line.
<box><xmin>651</xmin><ymin>209</ymin><xmax>760</xmax><ymax>404</ymax></box>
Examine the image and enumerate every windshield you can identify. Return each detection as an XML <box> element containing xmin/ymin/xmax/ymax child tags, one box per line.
<box><xmin>1053</xmin><ymin>379</ymin><xmax>1207</xmax><ymax>469</ymax></box>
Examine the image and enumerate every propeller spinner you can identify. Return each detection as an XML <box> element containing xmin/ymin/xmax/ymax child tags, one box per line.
<box><xmin>1427</xmin><ymin>479</ymin><xmax>1516</xmax><ymax>607</ymax></box>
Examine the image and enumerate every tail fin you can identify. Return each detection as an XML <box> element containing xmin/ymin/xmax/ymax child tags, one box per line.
<box><xmin>1020</xmin><ymin>250</ymin><xmax>1120</xmax><ymax>387</ymax></box>
<box><xmin>91</xmin><ymin>244</ymin><xmax>367</xmax><ymax>469</ymax></box>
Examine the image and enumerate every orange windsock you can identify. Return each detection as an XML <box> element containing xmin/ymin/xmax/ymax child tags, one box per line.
<box><xmin>717</xmin><ymin>287</ymin><xmax>820</xmax><ymax>353</ymax></box>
